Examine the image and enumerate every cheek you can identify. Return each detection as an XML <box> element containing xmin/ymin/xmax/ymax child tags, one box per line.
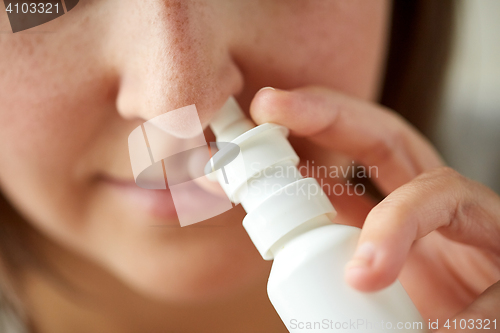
<box><xmin>235</xmin><ymin>0</ymin><xmax>390</xmax><ymax>102</ymax></box>
<box><xmin>0</xmin><ymin>32</ymin><xmax>114</xmax><ymax>243</ymax></box>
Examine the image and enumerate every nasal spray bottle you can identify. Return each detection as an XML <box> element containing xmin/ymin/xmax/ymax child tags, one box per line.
<box><xmin>207</xmin><ymin>97</ymin><xmax>427</xmax><ymax>333</ymax></box>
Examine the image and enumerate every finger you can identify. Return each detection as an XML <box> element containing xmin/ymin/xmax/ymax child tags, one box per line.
<box><xmin>250</xmin><ymin>87</ymin><xmax>444</xmax><ymax>195</ymax></box>
<box><xmin>435</xmin><ymin>280</ymin><xmax>500</xmax><ymax>332</ymax></box>
<box><xmin>344</xmin><ymin>166</ymin><xmax>500</xmax><ymax>292</ymax></box>
<box><xmin>319</xmin><ymin>175</ymin><xmax>377</xmax><ymax>229</ymax></box>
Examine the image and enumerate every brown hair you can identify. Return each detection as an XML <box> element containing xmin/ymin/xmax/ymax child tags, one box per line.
<box><xmin>0</xmin><ymin>0</ymin><xmax>455</xmax><ymax>327</ymax></box>
<box><xmin>0</xmin><ymin>194</ymin><xmax>36</xmax><ymax>322</ymax></box>
<box><xmin>380</xmin><ymin>0</ymin><xmax>455</xmax><ymax>136</ymax></box>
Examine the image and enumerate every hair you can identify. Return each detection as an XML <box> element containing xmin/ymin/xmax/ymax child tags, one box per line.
<box><xmin>380</xmin><ymin>0</ymin><xmax>455</xmax><ymax>136</ymax></box>
<box><xmin>0</xmin><ymin>0</ymin><xmax>455</xmax><ymax>329</ymax></box>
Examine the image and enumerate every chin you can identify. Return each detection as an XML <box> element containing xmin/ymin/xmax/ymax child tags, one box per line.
<box><xmin>106</xmin><ymin>219</ymin><xmax>272</xmax><ymax>304</ymax></box>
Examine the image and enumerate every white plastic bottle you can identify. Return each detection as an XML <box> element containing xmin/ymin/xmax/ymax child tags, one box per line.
<box><xmin>208</xmin><ymin>97</ymin><xmax>427</xmax><ymax>333</ymax></box>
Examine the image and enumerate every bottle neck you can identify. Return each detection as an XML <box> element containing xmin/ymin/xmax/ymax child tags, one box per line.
<box><xmin>239</xmin><ymin>160</ymin><xmax>302</xmax><ymax>212</ymax></box>
<box><xmin>209</xmin><ymin>97</ymin><xmax>337</xmax><ymax>261</ymax></box>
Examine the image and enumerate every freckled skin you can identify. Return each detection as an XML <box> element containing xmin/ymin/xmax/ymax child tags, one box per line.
<box><xmin>0</xmin><ymin>0</ymin><xmax>390</xmax><ymax>331</ymax></box>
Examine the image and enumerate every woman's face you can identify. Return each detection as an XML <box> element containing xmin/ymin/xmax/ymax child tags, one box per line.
<box><xmin>0</xmin><ymin>0</ymin><xmax>389</xmax><ymax>301</ymax></box>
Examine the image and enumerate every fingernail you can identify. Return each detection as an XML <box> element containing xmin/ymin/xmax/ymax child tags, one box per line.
<box><xmin>346</xmin><ymin>242</ymin><xmax>376</xmax><ymax>269</ymax></box>
<box><xmin>258</xmin><ymin>86</ymin><xmax>276</xmax><ymax>93</ymax></box>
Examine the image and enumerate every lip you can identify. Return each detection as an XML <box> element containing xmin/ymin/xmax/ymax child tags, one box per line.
<box><xmin>100</xmin><ymin>176</ymin><xmax>178</xmax><ymax>222</ymax></box>
<box><xmin>99</xmin><ymin>175</ymin><xmax>231</xmax><ymax>226</ymax></box>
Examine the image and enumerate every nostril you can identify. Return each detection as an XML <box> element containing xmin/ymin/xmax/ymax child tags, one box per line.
<box><xmin>188</xmin><ymin>147</ymin><xmax>226</xmax><ymax>197</ymax></box>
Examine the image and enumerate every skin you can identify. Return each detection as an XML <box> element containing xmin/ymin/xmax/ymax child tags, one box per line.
<box><xmin>0</xmin><ymin>0</ymin><xmax>499</xmax><ymax>332</ymax></box>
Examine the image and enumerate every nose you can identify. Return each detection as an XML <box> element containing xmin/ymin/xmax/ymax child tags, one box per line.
<box><xmin>110</xmin><ymin>0</ymin><xmax>244</xmax><ymax>126</ymax></box>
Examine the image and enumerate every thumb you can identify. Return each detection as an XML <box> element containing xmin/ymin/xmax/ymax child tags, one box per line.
<box><xmin>435</xmin><ymin>280</ymin><xmax>500</xmax><ymax>332</ymax></box>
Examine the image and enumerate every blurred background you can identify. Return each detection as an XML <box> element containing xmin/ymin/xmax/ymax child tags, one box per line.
<box><xmin>434</xmin><ymin>0</ymin><xmax>500</xmax><ymax>194</ymax></box>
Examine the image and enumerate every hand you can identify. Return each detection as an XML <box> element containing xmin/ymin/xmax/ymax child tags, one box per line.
<box><xmin>250</xmin><ymin>86</ymin><xmax>500</xmax><ymax>331</ymax></box>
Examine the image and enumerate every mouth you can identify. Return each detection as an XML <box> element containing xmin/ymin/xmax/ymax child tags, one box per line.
<box><xmin>99</xmin><ymin>175</ymin><xmax>232</xmax><ymax>226</ymax></box>
<box><xmin>100</xmin><ymin>176</ymin><xmax>178</xmax><ymax>222</ymax></box>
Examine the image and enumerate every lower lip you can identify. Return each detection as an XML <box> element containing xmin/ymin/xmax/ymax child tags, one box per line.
<box><xmin>100</xmin><ymin>177</ymin><xmax>230</xmax><ymax>225</ymax></box>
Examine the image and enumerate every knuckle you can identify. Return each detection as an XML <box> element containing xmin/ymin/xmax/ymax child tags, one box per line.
<box><xmin>425</xmin><ymin>166</ymin><xmax>467</xmax><ymax>185</ymax></box>
<box><xmin>421</xmin><ymin>167</ymin><xmax>472</xmax><ymax>229</ymax></box>
<box><xmin>435</xmin><ymin>166</ymin><xmax>461</xmax><ymax>178</ymax></box>
<box><xmin>363</xmin><ymin>127</ymin><xmax>405</xmax><ymax>166</ymax></box>
<box><xmin>368</xmin><ymin>195</ymin><xmax>412</xmax><ymax>228</ymax></box>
